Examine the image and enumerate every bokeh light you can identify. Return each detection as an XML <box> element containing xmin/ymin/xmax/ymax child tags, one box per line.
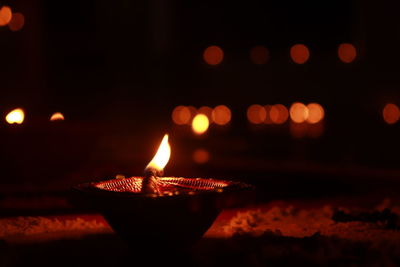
<box><xmin>212</xmin><ymin>105</ymin><xmax>231</xmax><ymax>125</ymax></box>
<box><xmin>264</xmin><ymin>105</ymin><xmax>273</xmax><ymax>124</ymax></box>
<box><xmin>193</xmin><ymin>148</ymin><xmax>210</xmax><ymax>164</ymax></box>
<box><xmin>383</xmin><ymin>103</ymin><xmax>400</xmax><ymax>124</ymax></box>
<box><xmin>338</xmin><ymin>43</ymin><xmax>357</xmax><ymax>63</ymax></box>
<box><xmin>250</xmin><ymin>45</ymin><xmax>269</xmax><ymax>65</ymax></box>
<box><xmin>172</xmin><ymin>106</ymin><xmax>192</xmax><ymax>125</ymax></box>
<box><xmin>50</xmin><ymin>112</ymin><xmax>65</xmax><ymax>121</ymax></box>
<box><xmin>198</xmin><ymin>106</ymin><xmax>213</xmax><ymax>122</ymax></box>
<box><xmin>306</xmin><ymin>103</ymin><xmax>325</xmax><ymax>124</ymax></box>
<box><xmin>290</xmin><ymin>44</ymin><xmax>310</xmax><ymax>64</ymax></box>
<box><xmin>290</xmin><ymin>102</ymin><xmax>309</xmax><ymax>123</ymax></box>
<box><xmin>0</xmin><ymin>6</ymin><xmax>12</xmax><ymax>26</ymax></box>
<box><xmin>192</xmin><ymin>114</ymin><xmax>209</xmax><ymax>134</ymax></box>
<box><xmin>6</xmin><ymin>108</ymin><xmax>24</xmax><ymax>124</ymax></box>
<box><xmin>8</xmin><ymin>12</ymin><xmax>24</xmax><ymax>31</ymax></box>
<box><xmin>270</xmin><ymin>104</ymin><xmax>289</xmax><ymax>124</ymax></box>
<box><xmin>247</xmin><ymin>104</ymin><xmax>266</xmax><ymax>124</ymax></box>
<box><xmin>290</xmin><ymin>122</ymin><xmax>308</xmax><ymax>138</ymax></box>
<box><xmin>203</xmin><ymin>45</ymin><xmax>224</xmax><ymax>66</ymax></box>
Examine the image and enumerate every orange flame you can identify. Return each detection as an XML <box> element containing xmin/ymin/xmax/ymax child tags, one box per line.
<box><xmin>50</xmin><ymin>112</ymin><xmax>65</xmax><ymax>121</ymax></box>
<box><xmin>146</xmin><ymin>134</ymin><xmax>171</xmax><ymax>172</ymax></box>
<box><xmin>6</xmin><ymin>108</ymin><xmax>24</xmax><ymax>124</ymax></box>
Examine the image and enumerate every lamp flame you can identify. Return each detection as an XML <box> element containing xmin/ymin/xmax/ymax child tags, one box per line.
<box><xmin>6</xmin><ymin>108</ymin><xmax>24</xmax><ymax>124</ymax></box>
<box><xmin>145</xmin><ymin>134</ymin><xmax>171</xmax><ymax>172</ymax></box>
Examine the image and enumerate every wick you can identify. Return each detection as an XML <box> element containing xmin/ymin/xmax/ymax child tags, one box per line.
<box><xmin>141</xmin><ymin>167</ymin><xmax>162</xmax><ymax>195</ymax></box>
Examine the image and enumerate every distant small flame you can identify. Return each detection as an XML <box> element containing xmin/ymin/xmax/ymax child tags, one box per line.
<box><xmin>145</xmin><ymin>134</ymin><xmax>171</xmax><ymax>172</ymax></box>
<box><xmin>6</xmin><ymin>108</ymin><xmax>24</xmax><ymax>124</ymax></box>
<box><xmin>50</xmin><ymin>112</ymin><xmax>65</xmax><ymax>121</ymax></box>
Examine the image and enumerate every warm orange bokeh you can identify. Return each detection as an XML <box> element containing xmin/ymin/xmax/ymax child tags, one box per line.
<box><xmin>198</xmin><ymin>106</ymin><xmax>213</xmax><ymax>122</ymax></box>
<box><xmin>6</xmin><ymin>108</ymin><xmax>24</xmax><ymax>124</ymax></box>
<box><xmin>193</xmin><ymin>148</ymin><xmax>210</xmax><ymax>164</ymax></box>
<box><xmin>270</xmin><ymin>104</ymin><xmax>289</xmax><ymax>124</ymax></box>
<box><xmin>203</xmin><ymin>45</ymin><xmax>224</xmax><ymax>66</ymax></box>
<box><xmin>306</xmin><ymin>103</ymin><xmax>325</xmax><ymax>124</ymax></box>
<box><xmin>264</xmin><ymin>105</ymin><xmax>273</xmax><ymax>124</ymax></box>
<box><xmin>247</xmin><ymin>104</ymin><xmax>266</xmax><ymax>124</ymax></box>
<box><xmin>0</xmin><ymin>6</ymin><xmax>12</xmax><ymax>26</ymax></box>
<box><xmin>338</xmin><ymin>43</ymin><xmax>357</xmax><ymax>63</ymax></box>
<box><xmin>250</xmin><ymin>45</ymin><xmax>269</xmax><ymax>65</ymax></box>
<box><xmin>192</xmin><ymin>114</ymin><xmax>209</xmax><ymax>134</ymax></box>
<box><xmin>172</xmin><ymin>106</ymin><xmax>192</xmax><ymax>125</ymax></box>
<box><xmin>50</xmin><ymin>112</ymin><xmax>65</xmax><ymax>121</ymax></box>
<box><xmin>290</xmin><ymin>122</ymin><xmax>308</xmax><ymax>138</ymax></box>
<box><xmin>212</xmin><ymin>105</ymin><xmax>231</xmax><ymax>125</ymax></box>
<box><xmin>290</xmin><ymin>44</ymin><xmax>310</xmax><ymax>64</ymax></box>
<box><xmin>8</xmin><ymin>12</ymin><xmax>24</xmax><ymax>31</ymax></box>
<box><xmin>290</xmin><ymin>102</ymin><xmax>309</xmax><ymax>123</ymax></box>
<box><xmin>383</xmin><ymin>103</ymin><xmax>400</xmax><ymax>124</ymax></box>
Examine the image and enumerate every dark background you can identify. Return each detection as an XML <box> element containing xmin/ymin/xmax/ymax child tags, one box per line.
<box><xmin>1</xmin><ymin>0</ymin><xmax>400</xmax><ymax>196</ymax></box>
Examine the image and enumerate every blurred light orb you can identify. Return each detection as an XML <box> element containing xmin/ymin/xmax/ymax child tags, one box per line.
<box><xmin>290</xmin><ymin>102</ymin><xmax>309</xmax><ymax>123</ymax></box>
<box><xmin>172</xmin><ymin>106</ymin><xmax>191</xmax><ymax>125</ymax></box>
<box><xmin>250</xmin><ymin>45</ymin><xmax>269</xmax><ymax>65</ymax></box>
<box><xmin>270</xmin><ymin>104</ymin><xmax>289</xmax><ymax>124</ymax></box>
<box><xmin>290</xmin><ymin>44</ymin><xmax>310</xmax><ymax>64</ymax></box>
<box><xmin>383</xmin><ymin>103</ymin><xmax>400</xmax><ymax>124</ymax></box>
<box><xmin>8</xmin><ymin>12</ymin><xmax>24</xmax><ymax>31</ymax></box>
<box><xmin>192</xmin><ymin>114</ymin><xmax>209</xmax><ymax>134</ymax></box>
<box><xmin>193</xmin><ymin>148</ymin><xmax>210</xmax><ymax>164</ymax></box>
<box><xmin>247</xmin><ymin>104</ymin><xmax>266</xmax><ymax>124</ymax></box>
<box><xmin>212</xmin><ymin>105</ymin><xmax>231</xmax><ymax>125</ymax></box>
<box><xmin>0</xmin><ymin>6</ymin><xmax>12</xmax><ymax>26</ymax></box>
<box><xmin>306</xmin><ymin>103</ymin><xmax>325</xmax><ymax>124</ymax></box>
<box><xmin>198</xmin><ymin>106</ymin><xmax>213</xmax><ymax>122</ymax></box>
<box><xmin>264</xmin><ymin>105</ymin><xmax>273</xmax><ymax>124</ymax></box>
<box><xmin>6</xmin><ymin>108</ymin><xmax>24</xmax><ymax>124</ymax></box>
<box><xmin>50</xmin><ymin>112</ymin><xmax>65</xmax><ymax>121</ymax></box>
<box><xmin>338</xmin><ymin>43</ymin><xmax>357</xmax><ymax>63</ymax></box>
<box><xmin>203</xmin><ymin>45</ymin><xmax>224</xmax><ymax>66</ymax></box>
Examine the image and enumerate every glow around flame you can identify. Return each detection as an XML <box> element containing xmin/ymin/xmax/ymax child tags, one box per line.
<box><xmin>145</xmin><ymin>134</ymin><xmax>171</xmax><ymax>172</ymax></box>
<box><xmin>6</xmin><ymin>108</ymin><xmax>24</xmax><ymax>124</ymax></box>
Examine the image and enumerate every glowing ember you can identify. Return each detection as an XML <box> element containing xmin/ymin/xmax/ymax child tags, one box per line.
<box><xmin>50</xmin><ymin>112</ymin><xmax>65</xmax><ymax>121</ymax></box>
<box><xmin>145</xmin><ymin>134</ymin><xmax>171</xmax><ymax>172</ymax></box>
<box><xmin>6</xmin><ymin>108</ymin><xmax>24</xmax><ymax>124</ymax></box>
<box><xmin>192</xmin><ymin>114</ymin><xmax>209</xmax><ymax>134</ymax></box>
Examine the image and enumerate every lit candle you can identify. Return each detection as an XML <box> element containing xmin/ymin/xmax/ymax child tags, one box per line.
<box><xmin>141</xmin><ymin>134</ymin><xmax>170</xmax><ymax>194</ymax></box>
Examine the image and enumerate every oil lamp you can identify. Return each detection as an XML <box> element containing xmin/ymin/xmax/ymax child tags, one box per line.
<box><xmin>70</xmin><ymin>134</ymin><xmax>254</xmax><ymax>249</ymax></box>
